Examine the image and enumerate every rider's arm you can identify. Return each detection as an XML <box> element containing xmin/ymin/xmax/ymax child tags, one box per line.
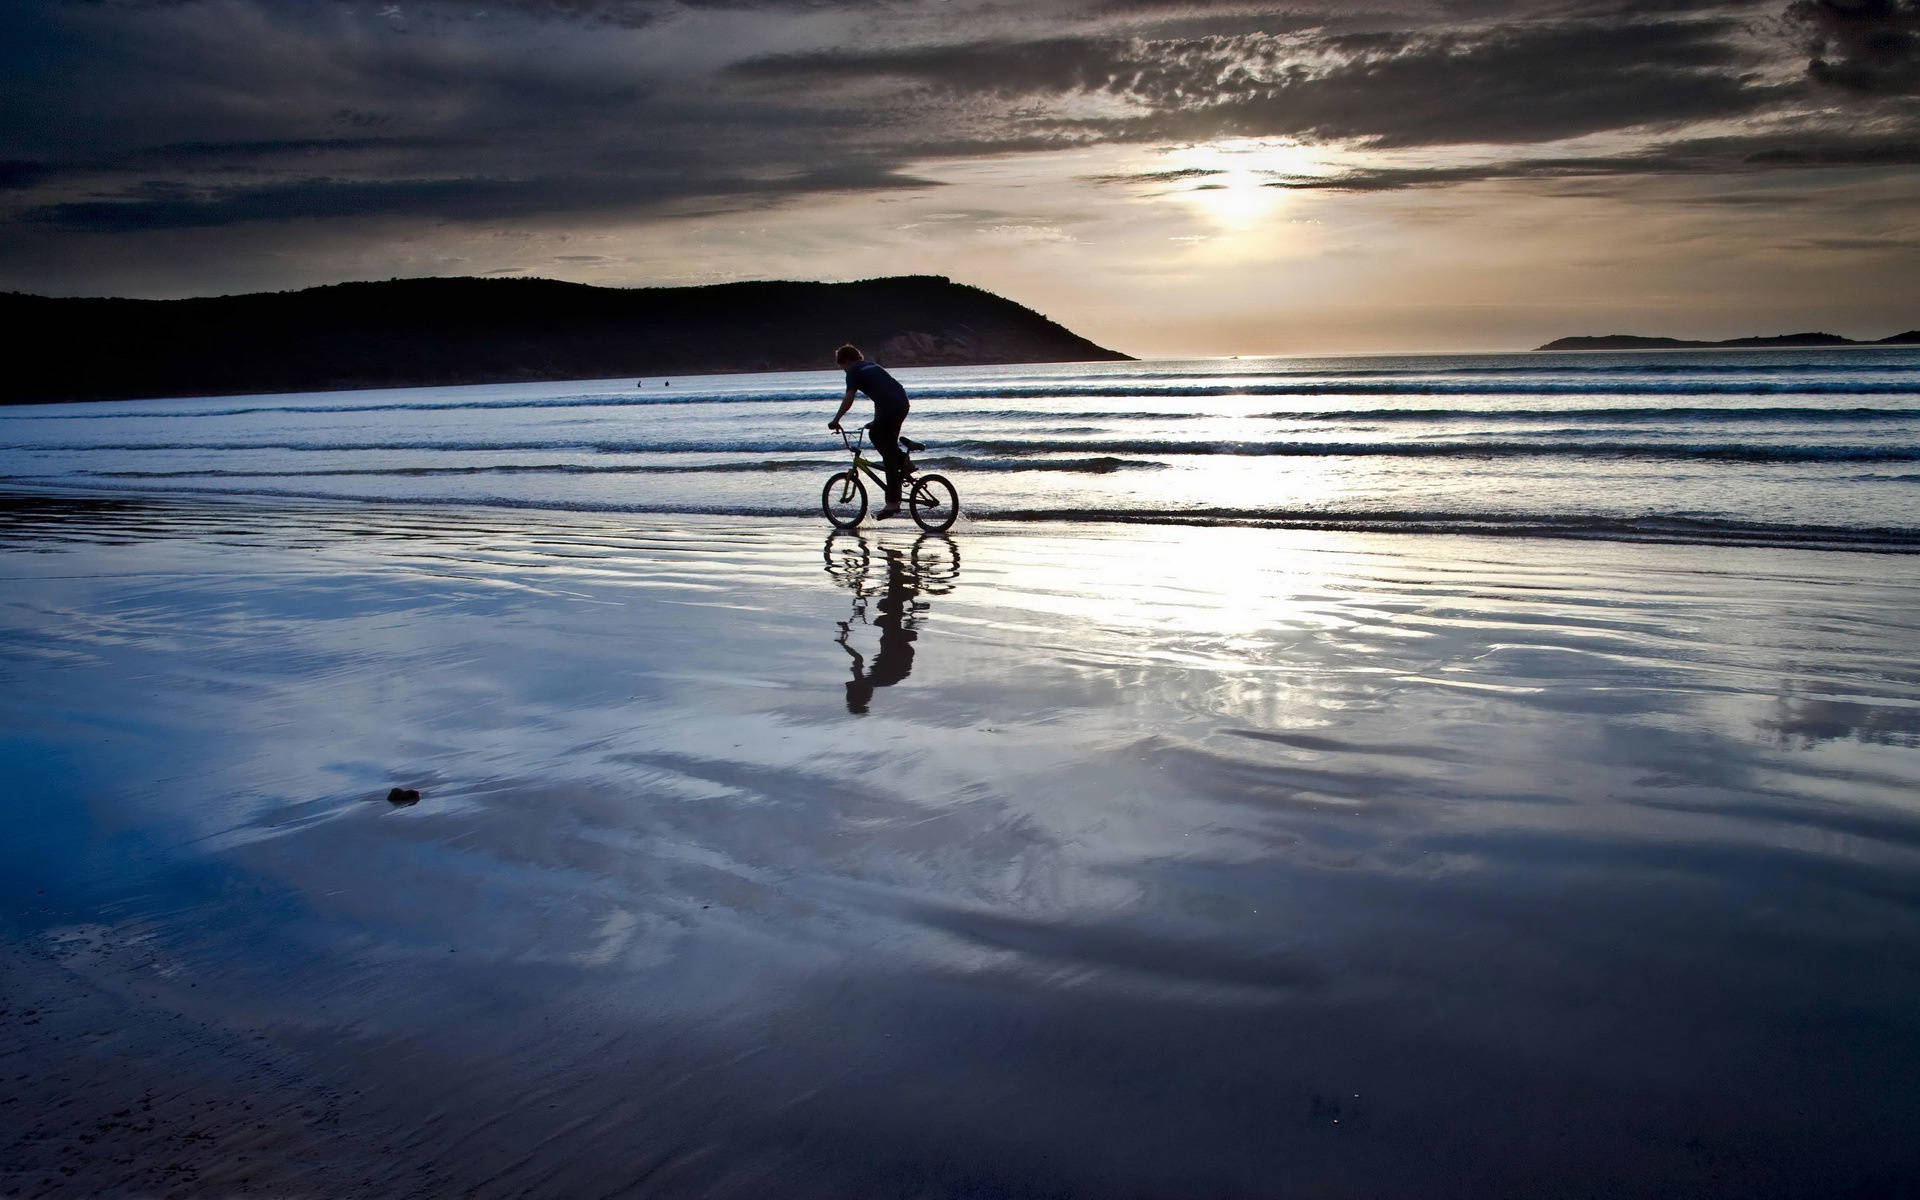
<box><xmin>828</xmin><ymin>385</ymin><xmax>856</xmax><ymax>430</ymax></box>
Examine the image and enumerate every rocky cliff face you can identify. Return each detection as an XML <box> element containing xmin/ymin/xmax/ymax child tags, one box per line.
<box><xmin>875</xmin><ymin>328</ymin><xmax>989</xmax><ymax>366</ymax></box>
<box><xmin>3</xmin><ymin>275</ymin><xmax>1131</xmax><ymax>404</ymax></box>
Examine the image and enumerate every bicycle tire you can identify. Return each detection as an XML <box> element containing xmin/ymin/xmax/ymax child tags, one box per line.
<box><xmin>823</xmin><ymin>530</ymin><xmax>871</xmax><ymax>582</ymax></box>
<box><xmin>822</xmin><ymin>470</ymin><xmax>868</xmax><ymax>528</ymax></box>
<box><xmin>907</xmin><ymin>474</ymin><xmax>959</xmax><ymax>533</ymax></box>
<box><xmin>909</xmin><ymin>533</ymin><xmax>960</xmax><ymax>592</ymax></box>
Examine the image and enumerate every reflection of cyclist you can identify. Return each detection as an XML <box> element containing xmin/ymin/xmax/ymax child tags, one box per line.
<box><xmin>827</xmin><ymin>344</ymin><xmax>910</xmax><ymax>520</ymax></box>
<box><xmin>842</xmin><ymin>548</ymin><xmax>917</xmax><ymax>714</ymax></box>
<box><xmin>825</xmin><ymin>530</ymin><xmax>959</xmax><ymax>595</ymax></box>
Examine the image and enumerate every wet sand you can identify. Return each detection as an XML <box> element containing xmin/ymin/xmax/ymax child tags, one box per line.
<box><xmin>4</xmin><ymin>496</ymin><xmax>1920</xmax><ymax>1197</ymax></box>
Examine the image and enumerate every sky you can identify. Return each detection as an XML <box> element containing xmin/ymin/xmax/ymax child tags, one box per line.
<box><xmin>2</xmin><ymin>0</ymin><xmax>1916</xmax><ymax>355</ymax></box>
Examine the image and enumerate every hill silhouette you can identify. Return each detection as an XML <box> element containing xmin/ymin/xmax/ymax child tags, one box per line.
<box><xmin>1538</xmin><ymin>331</ymin><xmax>1919</xmax><ymax>351</ymax></box>
<box><xmin>1</xmin><ymin>275</ymin><xmax>1130</xmax><ymax>404</ymax></box>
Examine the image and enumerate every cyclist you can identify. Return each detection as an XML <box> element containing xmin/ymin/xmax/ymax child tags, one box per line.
<box><xmin>827</xmin><ymin>343</ymin><xmax>911</xmax><ymax>519</ymax></box>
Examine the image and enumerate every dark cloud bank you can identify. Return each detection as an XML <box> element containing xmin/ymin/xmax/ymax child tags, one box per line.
<box><xmin>1</xmin><ymin>0</ymin><xmax>1916</xmax><ymax>288</ymax></box>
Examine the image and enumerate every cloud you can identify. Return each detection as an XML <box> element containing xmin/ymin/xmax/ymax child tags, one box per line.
<box><xmin>0</xmin><ymin>161</ymin><xmax>51</xmax><ymax>190</ymax></box>
<box><xmin>1802</xmin><ymin>233</ymin><xmax>1920</xmax><ymax>248</ymax></box>
<box><xmin>2</xmin><ymin>0</ymin><xmax>1917</xmax><ymax>310</ymax></box>
<box><xmin>48</xmin><ymin>0</ymin><xmax>791</xmax><ymax>30</ymax></box>
<box><xmin>138</xmin><ymin>137</ymin><xmax>459</xmax><ymax>164</ymax></box>
<box><xmin>5</xmin><ymin>0</ymin><xmax>927</xmax><ymax>228</ymax></box>
<box><xmin>1740</xmin><ymin>132</ymin><xmax>1920</xmax><ymax>161</ymax></box>
<box><xmin>1081</xmin><ymin>167</ymin><xmax>1227</xmax><ymax>184</ymax></box>
<box><xmin>17</xmin><ymin>166</ymin><xmax>943</xmax><ymax>233</ymax></box>
<box><xmin>1260</xmin><ymin>130</ymin><xmax>1920</xmax><ymax>190</ymax></box>
<box><xmin>1787</xmin><ymin>0</ymin><xmax>1920</xmax><ymax>93</ymax></box>
<box><xmin>5</xmin><ymin>1</ymin><xmax>1891</xmax><ymax>231</ymax></box>
<box><xmin>733</xmin><ymin>14</ymin><xmax>1793</xmax><ymax>149</ymax></box>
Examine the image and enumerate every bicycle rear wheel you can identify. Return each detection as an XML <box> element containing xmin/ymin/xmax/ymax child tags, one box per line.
<box><xmin>907</xmin><ymin>473</ymin><xmax>958</xmax><ymax>533</ymax></box>
<box><xmin>910</xmin><ymin>533</ymin><xmax>960</xmax><ymax>592</ymax></box>
<box><xmin>822</xmin><ymin>470</ymin><xmax>868</xmax><ymax>528</ymax></box>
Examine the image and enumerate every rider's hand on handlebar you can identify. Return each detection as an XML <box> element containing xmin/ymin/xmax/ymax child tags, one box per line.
<box><xmin>828</xmin><ymin>420</ymin><xmax>842</xmax><ymax>432</ymax></box>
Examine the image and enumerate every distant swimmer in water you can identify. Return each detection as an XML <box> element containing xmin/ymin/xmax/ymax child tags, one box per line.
<box><xmin>828</xmin><ymin>343</ymin><xmax>911</xmax><ymax>520</ymax></box>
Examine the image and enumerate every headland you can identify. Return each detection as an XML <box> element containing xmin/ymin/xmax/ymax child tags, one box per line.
<box><xmin>1</xmin><ymin>275</ymin><xmax>1131</xmax><ymax>404</ymax></box>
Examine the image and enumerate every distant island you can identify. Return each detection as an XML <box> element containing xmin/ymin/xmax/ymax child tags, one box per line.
<box><xmin>1537</xmin><ymin>331</ymin><xmax>1920</xmax><ymax>351</ymax></box>
<box><xmin>1</xmin><ymin>275</ymin><xmax>1131</xmax><ymax>405</ymax></box>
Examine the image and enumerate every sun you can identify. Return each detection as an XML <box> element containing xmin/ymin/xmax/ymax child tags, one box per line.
<box><xmin>1162</xmin><ymin>138</ymin><xmax>1320</xmax><ymax>231</ymax></box>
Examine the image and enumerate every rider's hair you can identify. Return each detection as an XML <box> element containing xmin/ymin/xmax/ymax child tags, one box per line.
<box><xmin>835</xmin><ymin>344</ymin><xmax>863</xmax><ymax>365</ymax></box>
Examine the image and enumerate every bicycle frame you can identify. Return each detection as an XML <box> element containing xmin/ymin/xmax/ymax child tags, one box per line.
<box><xmin>836</xmin><ymin>426</ymin><xmax>909</xmax><ymax>492</ymax></box>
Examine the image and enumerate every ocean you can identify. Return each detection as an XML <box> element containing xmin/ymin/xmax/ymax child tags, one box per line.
<box><xmin>5</xmin><ymin>346</ymin><xmax>1917</xmax><ymax>550</ymax></box>
<box><xmin>6</xmin><ymin>346</ymin><xmax>1920</xmax><ymax>1194</ymax></box>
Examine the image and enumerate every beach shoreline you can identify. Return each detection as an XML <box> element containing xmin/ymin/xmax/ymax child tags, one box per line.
<box><xmin>4</xmin><ymin>496</ymin><xmax>1920</xmax><ymax>1196</ymax></box>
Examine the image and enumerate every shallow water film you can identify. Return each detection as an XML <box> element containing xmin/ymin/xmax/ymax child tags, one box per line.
<box><xmin>4</xmin><ymin>346</ymin><xmax>1918</xmax><ymax>549</ymax></box>
<box><xmin>3</xmin><ymin>497</ymin><xmax>1919</xmax><ymax>1196</ymax></box>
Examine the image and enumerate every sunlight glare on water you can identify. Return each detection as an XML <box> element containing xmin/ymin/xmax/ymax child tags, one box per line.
<box><xmin>1</xmin><ymin>346</ymin><xmax>1916</xmax><ymax>551</ymax></box>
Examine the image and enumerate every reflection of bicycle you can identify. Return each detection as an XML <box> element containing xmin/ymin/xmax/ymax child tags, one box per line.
<box><xmin>822</xmin><ymin>425</ymin><xmax>960</xmax><ymax>533</ymax></box>
<box><xmin>824</xmin><ymin>530</ymin><xmax>961</xmax><ymax>596</ymax></box>
<box><xmin>823</xmin><ymin>529</ymin><xmax>871</xmax><ymax>586</ymax></box>
<box><xmin>907</xmin><ymin>534</ymin><xmax>959</xmax><ymax>594</ymax></box>
<box><xmin>826</xmin><ymin>535</ymin><xmax>944</xmax><ymax>715</ymax></box>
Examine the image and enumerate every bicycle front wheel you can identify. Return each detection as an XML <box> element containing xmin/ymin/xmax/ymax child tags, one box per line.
<box><xmin>824</xmin><ymin>530</ymin><xmax>871</xmax><ymax>581</ymax></box>
<box><xmin>907</xmin><ymin>473</ymin><xmax>959</xmax><ymax>533</ymax></box>
<box><xmin>822</xmin><ymin>470</ymin><xmax>868</xmax><ymax>528</ymax></box>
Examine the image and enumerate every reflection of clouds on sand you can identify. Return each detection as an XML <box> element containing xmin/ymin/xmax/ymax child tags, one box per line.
<box><xmin>7</xmin><ymin>499</ymin><xmax>1920</xmax><ymax>1195</ymax></box>
<box><xmin>1760</xmin><ymin>677</ymin><xmax>1920</xmax><ymax>749</ymax></box>
<box><xmin>896</xmin><ymin>525</ymin><xmax>1920</xmax><ymax>898</ymax></box>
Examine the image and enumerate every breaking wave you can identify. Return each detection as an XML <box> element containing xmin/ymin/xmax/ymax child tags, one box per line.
<box><xmin>22</xmin><ymin>438</ymin><xmax>1919</xmax><ymax>463</ymax></box>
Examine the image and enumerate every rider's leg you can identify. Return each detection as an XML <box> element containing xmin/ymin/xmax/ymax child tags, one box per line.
<box><xmin>869</xmin><ymin>411</ymin><xmax>907</xmax><ymax>508</ymax></box>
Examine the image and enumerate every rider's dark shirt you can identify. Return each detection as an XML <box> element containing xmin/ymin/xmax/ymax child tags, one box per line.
<box><xmin>845</xmin><ymin>360</ymin><xmax>909</xmax><ymax>420</ymax></box>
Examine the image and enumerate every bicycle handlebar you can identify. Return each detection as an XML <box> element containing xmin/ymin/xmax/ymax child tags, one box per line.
<box><xmin>832</xmin><ymin>424</ymin><xmax>926</xmax><ymax>458</ymax></box>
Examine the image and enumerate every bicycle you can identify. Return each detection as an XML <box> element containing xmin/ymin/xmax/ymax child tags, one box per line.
<box><xmin>824</xmin><ymin>530</ymin><xmax>961</xmax><ymax>597</ymax></box>
<box><xmin>822</xmin><ymin>424</ymin><xmax>960</xmax><ymax>533</ymax></box>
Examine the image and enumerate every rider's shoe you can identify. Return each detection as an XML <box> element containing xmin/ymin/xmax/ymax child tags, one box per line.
<box><xmin>874</xmin><ymin>505</ymin><xmax>901</xmax><ymax>520</ymax></box>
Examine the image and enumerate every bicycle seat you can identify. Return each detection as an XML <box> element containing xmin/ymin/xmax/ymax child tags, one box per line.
<box><xmin>900</xmin><ymin>435</ymin><xmax>926</xmax><ymax>453</ymax></box>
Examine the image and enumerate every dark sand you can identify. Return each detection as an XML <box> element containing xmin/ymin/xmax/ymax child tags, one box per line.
<box><xmin>4</xmin><ymin>496</ymin><xmax>1920</xmax><ymax>1197</ymax></box>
